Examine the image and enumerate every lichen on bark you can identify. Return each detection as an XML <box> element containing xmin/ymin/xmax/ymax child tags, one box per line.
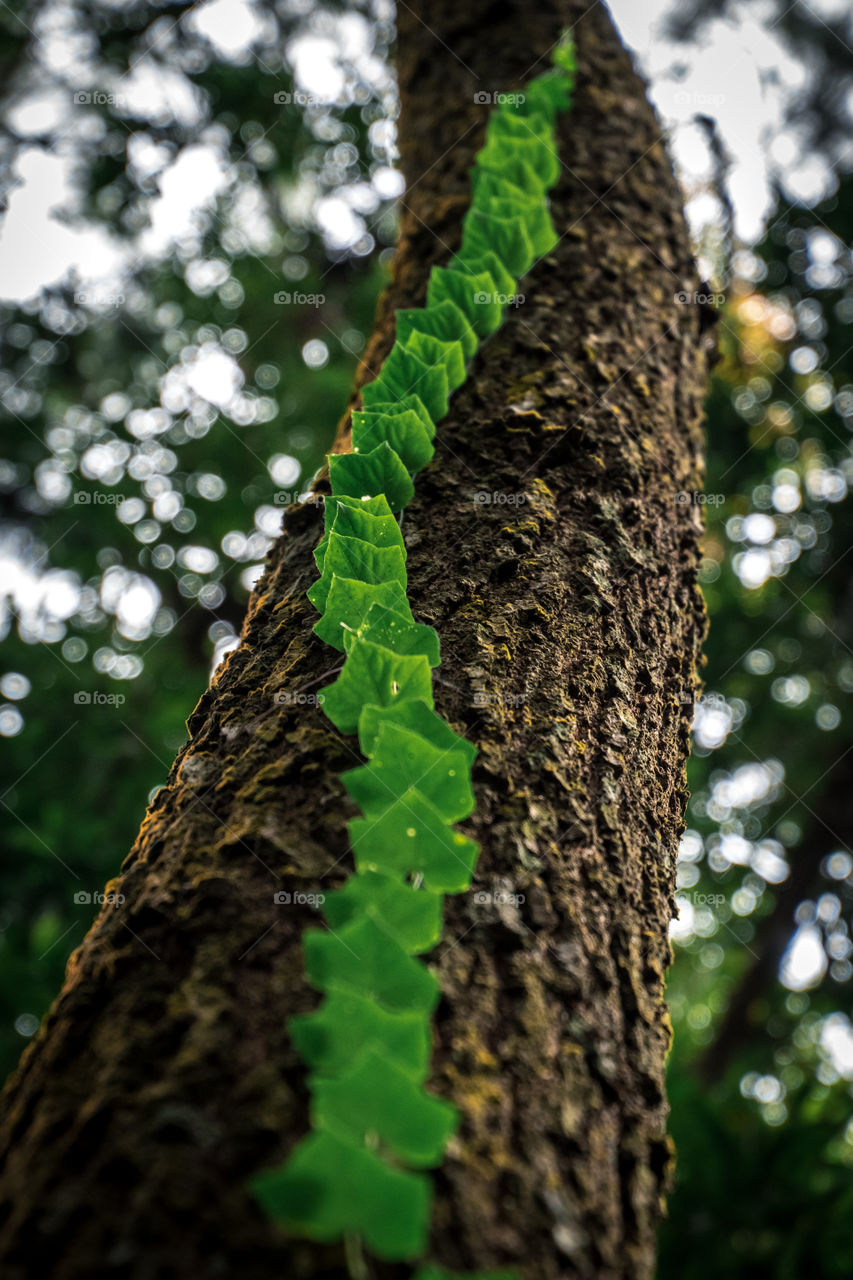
<box><xmin>0</xmin><ymin>3</ymin><xmax>710</xmax><ymax>1278</ymax></box>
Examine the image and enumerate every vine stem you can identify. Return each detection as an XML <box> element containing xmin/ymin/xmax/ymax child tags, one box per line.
<box><xmin>344</xmin><ymin>1231</ymin><xmax>370</xmax><ymax>1280</ymax></box>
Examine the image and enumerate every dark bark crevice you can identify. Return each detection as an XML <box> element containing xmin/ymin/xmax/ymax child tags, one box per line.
<box><xmin>0</xmin><ymin>3</ymin><xmax>710</xmax><ymax>1278</ymax></box>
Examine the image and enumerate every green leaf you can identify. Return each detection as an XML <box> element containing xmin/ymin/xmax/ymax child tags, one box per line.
<box><xmin>315</xmin><ymin>505</ymin><xmax>404</xmax><ymax>574</ymax></box>
<box><xmin>518</xmin><ymin>69</ymin><xmax>572</xmax><ymax>123</ymax></box>
<box><xmin>320</xmin><ymin>639</ymin><xmax>433</xmax><ymax>734</ymax></box>
<box><xmin>342</xmin><ymin>721</ymin><xmax>474</xmax><ymax>823</ymax></box>
<box><xmin>304</xmin><ymin>915</ymin><xmax>440</xmax><ymax>1014</ymax></box>
<box><xmin>476</xmin><ymin>134</ymin><xmax>560</xmax><ymax>190</ymax></box>
<box><xmin>311</xmin><ymin>1047</ymin><xmax>458</xmax><ymax>1167</ymax></box>
<box><xmin>486</xmin><ymin>196</ymin><xmax>557</xmax><ymax>258</ymax></box>
<box><xmin>344</xmin><ymin>601</ymin><xmax>440</xmax><ymax>667</ymax></box>
<box><xmin>427</xmin><ymin>265</ymin><xmax>502</xmax><ymax>338</ymax></box>
<box><xmin>403</xmin><ymin>330</ymin><xmax>467</xmax><ymax>392</ymax></box>
<box><xmin>368</xmin><ymin>342</ymin><xmax>451</xmax><ymax>422</ymax></box>
<box><xmin>460</xmin><ymin>208</ymin><xmax>536</xmax><ymax>278</ymax></box>
<box><xmin>349</xmin><ymin>786</ymin><xmax>480</xmax><ymax>893</ymax></box>
<box><xmin>327</xmin><ymin>441</ymin><xmax>415</xmax><ymax>511</ymax></box>
<box><xmin>321</xmin><ymin>490</ymin><xmax>401</xmax><ymax>535</ymax></box>
<box><xmin>358</xmin><ymin>388</ymin><xmax>435</xmax><ymax>437</ymax></box>
<box><xmin>290</xmin><ymin>989</ymin><xmax>430</xmax><ymax>1079</ymax></box>
<box><xmin>313</xmin><ymin>577</ymin><xmax>412</xmax><ymax>651</ymax></box>
<box><xmin>357</xmin><ymin>697</ymin><xmax>476</xmax><ymax>766</ymax></box>
<box><xmin>308</xmin><ymin>533</ymin><xmax>407</xmax><ymax>614</ymax></box>
<box><xmin>396</xmin><ymin>300</ymin><xmax>478</xmax><ymax>362</ymax></box>
<box><xmin>351</xmin><ymin>408</ymin><xmax>435</xmax><ymax>474</ymax></box>
<box><xmin>448</xmin><ymin>249</ymin><xmax>517</xmax><ymax>301</ymax></box>
<box><xmin>322</xmin><ymin>870</ymin><xmax>443</xmax><ymax>954</ymax></box>
<box><xmin>486</xmin><ymin>109</ymin><xmax>560</xmax><ymax>186</ymax></box>
<box><xmin>474</xmin><ymin>149</ymin><xmax>548</xmax><ymax>198</ymax></box>
<box><xmin>251</xmin><ymin>1130</ymin><xmax>431</xmax><ymax>1259</ymax></box>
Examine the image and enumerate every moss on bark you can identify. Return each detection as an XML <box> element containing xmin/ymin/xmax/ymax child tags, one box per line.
<box><xmin>0</xmin><ymin>2</ymin><xmax>711</xmax><ymax>1277</ymax></box>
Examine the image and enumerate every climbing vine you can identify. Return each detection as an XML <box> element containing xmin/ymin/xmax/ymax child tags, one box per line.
<box><xmin>251</xmin><ymin>38</ymin><xmax>577</xmax><ymax>1279</ymax></box>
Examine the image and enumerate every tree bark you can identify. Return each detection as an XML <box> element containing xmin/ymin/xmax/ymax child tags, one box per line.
<box><xmin>0</xmin><ymin>2</ymin><xmax>710</xmax><ymax>1277</ymax></box>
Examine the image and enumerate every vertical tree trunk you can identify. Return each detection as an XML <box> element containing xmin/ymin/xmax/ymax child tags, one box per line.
<box><xmin>0</xmin><ymin>2</ymin><xmax>710</xmax><ymax>1278</ymax></box>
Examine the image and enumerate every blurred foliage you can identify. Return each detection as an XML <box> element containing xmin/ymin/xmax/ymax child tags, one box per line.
<box><xmin>1</xmin><ymin>1</ymin><xmax>853</xmax><ymax>1276</ymax></box>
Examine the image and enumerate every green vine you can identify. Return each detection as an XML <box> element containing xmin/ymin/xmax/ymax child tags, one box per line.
<box><xmin>251</xmin><ymin>39</ymin><xmax>577</xmax><ymax>1277</ymax></box>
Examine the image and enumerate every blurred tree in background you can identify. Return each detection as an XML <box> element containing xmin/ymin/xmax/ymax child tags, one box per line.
<box><xmin>2</xmin><ymin>0</ymin><xmax>853</xmax><ymax>1275</ymax></box>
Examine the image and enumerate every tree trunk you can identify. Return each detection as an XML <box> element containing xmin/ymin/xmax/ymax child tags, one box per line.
<box><xmin>0</xmin><ymin>2</ymin><xmax>710</xmax><ymax>1277</ymax></box>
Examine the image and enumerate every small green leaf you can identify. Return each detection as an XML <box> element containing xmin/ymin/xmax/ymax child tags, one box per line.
<box><xmin>427</xmin><ymin>266</ymin><xmax>502</xmax><ymax>338</ymax></box>
<box><xmin>358</xmin><ymin>388</ymin><xmax>435</xmax><ymax>437</ymax></box>
<box><xmin>304</xmin><ymin>916</ymin><xmax>440</xmax><ymax>1014</ymax></box>
<box><xmin>403</xmin><ymin>330</ymin><xmax>467</xmax><ymax>392</ymax></box>
<box><xmin>308</xmin><ymin>533</ymin><xmax>407</xmax><ymax>613</ymax></box>
<box><xmin>357</xmin><ymin>697</ymin><xmax>476</xmax><ymax>766</ymax></box>
<box><xmin>517</xmin><ymin>69</ymin><xmax>572</xmax><ymax>123</ymax></box>
<box><xmin>342</xmin><ymin>721</ymin><xmax>474</xmax><ymax>823</ymax></box>
<box><xmin>476</xmin><ymin>134</ymin><xmax>560</xmax><ymax>189</ymax></box>
<box><xmin>368</xmin><ymin>342</ymin><xmax>451</xmax><ymax>422</ymax></box>
<box><xmin>322</xmin><ymin>870</ymin><xmax>443</xmax><ymax>954</ymax></box>
<box><xmin>448</xmin><ymin>249</ymin><xmax>517</xmax><ymax>301</ymax></box>
<box><xmin>474</xmin><ymin>149</ymin><xmax>548</xmax><ymax>198</ymax></box>
<box><xmin>349</xmin><ymin>786</ymin><xmax>479</xmax><ymax>893</ymax></box>
<box><xmin>320</xmin><ymin>639</ymin><xmax>433</xmax><ymax>734</ymax></box>
<box><xmin>396</xmin><ymin>300</ymin><xmax>478</xmax><ymax>362</ymax></box>
<box><xmin>328</xmin><ymin>442</ymin><xmax>414</xmax><ymax>511</ymax></box>
<box><xmin>351</xmin><ymin>408</ymin><xmax>435</xmax><ymax>474</ymax></box>
<box><xmin>344</xmin><ymin>602</ymin><xmax>440</xmax><ymax>666</ymax></box>
<box><xmin>486</xmin><ymin>196</ymin><xmax>557</xmax><ymax>258</ymax></box>
<box><xmin>290</xmin><ymin>989</ymin><xmax>430</xmax><ymax>1079</ymax></box>
<box><xmin>460</xmin><ymin>208</ymin><xmax>535</xmax><ymax>278</ymax></box>
<box><xmin>251</xmin><ymin>1130</ymin><xmax>431</xmax><ymax>1260</ymax></box>
<box><xmin>311</xmin><ymin>1047</ymin><xmax>458</xmax><ymax>1167</ymax></box>
<box><xmin>313</xmin><ymin>577</ymin><xmax>412</xmax><ymax>651</ymax></box>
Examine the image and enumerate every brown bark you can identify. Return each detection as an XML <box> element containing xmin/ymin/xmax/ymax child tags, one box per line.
<box><xmin>0</xmin><ymin>2</ymin><xmax>710</xmax><ymax>1278</ymax></box>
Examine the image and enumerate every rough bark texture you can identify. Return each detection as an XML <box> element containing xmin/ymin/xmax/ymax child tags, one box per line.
<box><xmin>0</xmin><ymin>2</ymin><xmax>710</xmax><ymax>1277</ymax></box>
